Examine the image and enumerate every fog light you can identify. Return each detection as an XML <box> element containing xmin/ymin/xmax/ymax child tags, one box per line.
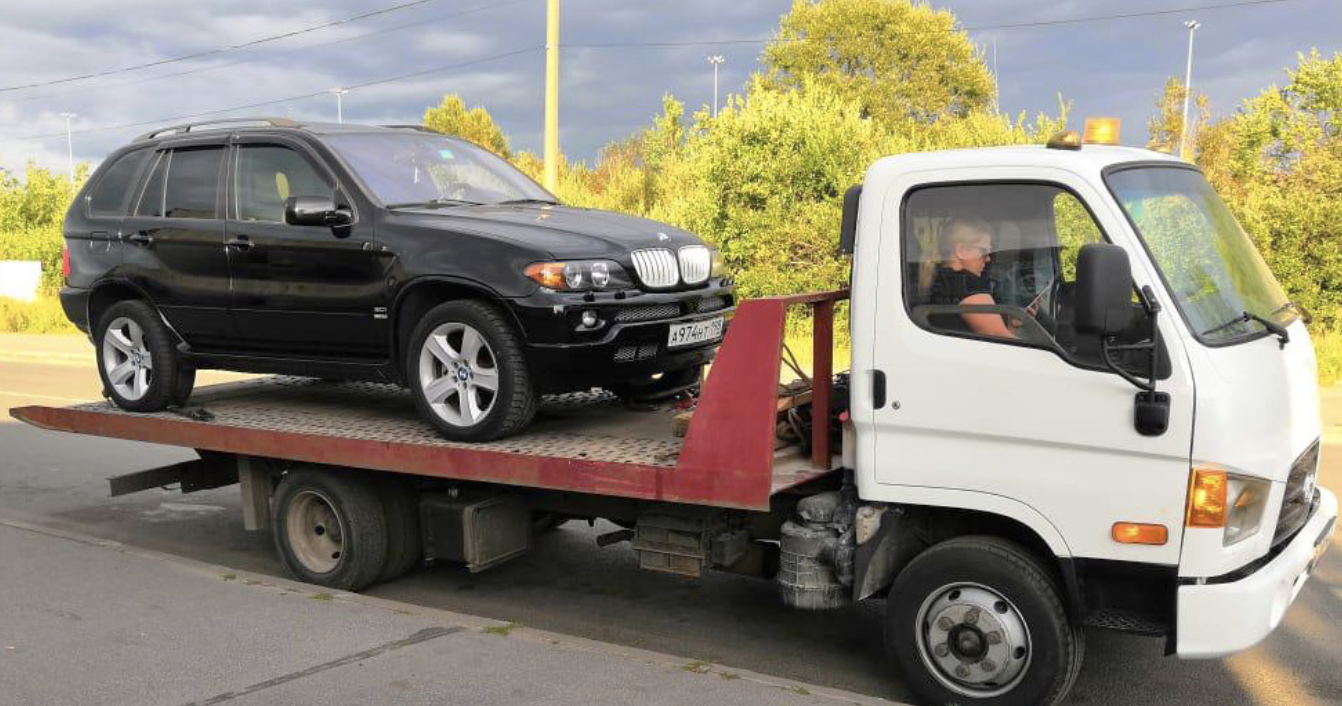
<box><xmin>581</xmin><ymin>310</ymin><xmax>598</xmax><ymax>328</ymax></box>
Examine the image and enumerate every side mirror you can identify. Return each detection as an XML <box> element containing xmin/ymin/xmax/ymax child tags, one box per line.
<box><xmin>285</xmin><ymin>195</ymin><xmax>353</xmax><ymax>228</ymax></box>
<box><xmin>1075</xmin><ymin>243</ymin><xmax>1134</xmax><ymax>337</ymax></box>
<box><xmin>838</xmin><ymin>184</ymin><xmax>862</xmax><ymax>255</ymax></box>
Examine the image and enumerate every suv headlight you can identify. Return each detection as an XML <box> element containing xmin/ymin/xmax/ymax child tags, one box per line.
<box><xmin>525</xmin><ymin>260</ymin><xmax>633</xmax><ymax>291</ymax></box>
<box><xmin>1224</xmin><ymin>474</ymin><xmax>1270</xmax><ymax>546</ymax></box>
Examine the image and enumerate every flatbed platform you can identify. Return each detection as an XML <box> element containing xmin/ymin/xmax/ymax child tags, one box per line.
<box><xmin>12</xmin><ymin>292</ymin><xmax>848</xmax><ymax>511</ymax></box>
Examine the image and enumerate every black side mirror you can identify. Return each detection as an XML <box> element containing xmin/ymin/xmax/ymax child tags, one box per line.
<box><xmin>1075</xmin><ymin>243</ymin><xmax>1134</xmax><ymax>336</ymax></box>
<box><xmin>285</xmin><ymin>195</ymin><xmax>353</xmax><ymax>228</ymax></box>
<box><xmin>838</xmin><ymin>184</ymin><xmax>862</xmax><ymax>255</ymax></box>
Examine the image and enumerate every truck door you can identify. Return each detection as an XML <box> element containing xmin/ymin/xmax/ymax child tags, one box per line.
<box><xmin>864</xmin><ymin>170</ymin><xmax>1195</xmax><ymax>565</ymax></box>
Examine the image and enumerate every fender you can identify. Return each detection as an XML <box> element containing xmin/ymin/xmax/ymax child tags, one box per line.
<box><xmin>389</xmin><ymin>275</ymin><xmax>529</xmax><ymax>367</ymax></box>
<box><xmin>863</xmin><ymin>485</ymin><xmax>1073</xmax><ymax>557</ymax></box>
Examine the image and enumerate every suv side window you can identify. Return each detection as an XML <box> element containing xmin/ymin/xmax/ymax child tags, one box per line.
<box><xmin>903</xmin><ymin>182</ymin><xmax>1149</xmax><ymax>371</ymax></box>
<box><xmin>164</xmin><ymin>147</ymin><xmax>225</xmax><ymax>219</ymax></box>
<box><xmin>135</xmin><ymin>152</ymin><xmax>168</xmax><ymax>218</ymax></box>
<box><xmin>235</xmin><ymin>145</ymin><xmax>333</xmax><ymax>222</ymax></box>
<box><xmin>88</xmin><ymin>148</ymin><xmax>151</xmax><ymax>217</ymax></box>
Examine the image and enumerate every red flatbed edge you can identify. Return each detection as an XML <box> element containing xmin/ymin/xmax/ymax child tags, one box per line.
<box><xmin>10</xmin><ymin>292</ymin><xmax>848</xmax><ymax>512</ymax></box>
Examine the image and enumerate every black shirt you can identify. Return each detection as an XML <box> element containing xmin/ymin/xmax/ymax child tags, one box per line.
<box><xmin>928</xmin><ymin>266</ymin><xmax>994</xmax><ymax>332</ymax></box>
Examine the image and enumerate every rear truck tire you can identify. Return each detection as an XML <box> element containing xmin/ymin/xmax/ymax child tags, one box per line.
<box><xmin>407</xmin><ymin>300</ymin><xmax>536</xmax><ymax>442</ymax></box>
<box><xmin>273</xmin><ymin>468</ymin><xmax>388</xmax><ymax>591</ymax></box>
<box><xmin>609</xmin><ymin>364</ymin><xmax>703</xmax><ymax>402</ymax></box>
<box><xmin>375</xmin><ymin>478</ymin><xmax>423</xmax><ymax>583</ymax></box>
<box><xmin>95</xmin><ymin>300</ymin><xmax>184</xmax><ymax>412</ymax></box>
<box><xmin>885</xmin><ymin>536</ymin><xmax>1083</xmax><ymax>706</ymax></box>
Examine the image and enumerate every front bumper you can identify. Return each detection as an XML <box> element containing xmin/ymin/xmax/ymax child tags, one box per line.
<box><xmin>1176</xmin><ymin>486</ymin><xmax>1337</xmax><ymax>658</ymax></box>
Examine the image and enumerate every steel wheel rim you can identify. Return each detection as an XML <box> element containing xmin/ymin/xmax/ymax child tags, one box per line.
<box><xmin>286</xmin><ymin>490</ymin><xmax>345</xmax><ymax>574</ymax></box>
<box><xmin>914</xmin><ymin>582</ymin><xmax>1033</xmax><ymax>698</ymax></box>
<box><xmin>418</xmin><ymin>322</ymin><xmax>499</xmax><ymax>428</ymax></box>
<box><xmin>102</xmin><ymin>317</ymin><xmax>153</xmax><ymax>401</ymax></box>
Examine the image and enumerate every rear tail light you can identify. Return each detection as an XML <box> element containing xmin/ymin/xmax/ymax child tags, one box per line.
<box><xmin>61</xmin><ymin>246</ymin><xmax>71</xmax><ymax>279</ymax></box>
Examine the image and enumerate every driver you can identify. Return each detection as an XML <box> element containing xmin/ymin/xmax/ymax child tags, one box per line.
<box><xmin>925</xmin><ymin>216</ymin><xmax>1033</xmax><ymax>339</ymax></box>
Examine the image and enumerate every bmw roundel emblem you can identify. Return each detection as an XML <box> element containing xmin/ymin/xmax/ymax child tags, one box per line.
<box><xmin>657</xmin><ymin>232</ymin><xmax>669</xmax><ymax>241</ymax></box>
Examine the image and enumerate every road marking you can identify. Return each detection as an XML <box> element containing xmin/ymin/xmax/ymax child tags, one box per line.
<box><xmin>0</xmin><ymin>389</ymin><xmax>94</xmax><ymax>404</ymax></box>
<box><xmin>1226</xmin><ymin>649</ymin><xmax>1321</xmax><ymax>706</ymax></box>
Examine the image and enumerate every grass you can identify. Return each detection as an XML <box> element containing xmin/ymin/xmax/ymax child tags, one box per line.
<box><xmin>0</xmin><ymin>296</ymin><xmax>78</xmax><ymax>334</ymax></box>
<box><xmin>482</xmin><ymin>622</ymin><xmax>520</xmax><ymax>636</ymax></box>
<box><xmin>1314</xmin><ymin>328</ymin><xmax>1342</xmax><ymax>386</ymax></box>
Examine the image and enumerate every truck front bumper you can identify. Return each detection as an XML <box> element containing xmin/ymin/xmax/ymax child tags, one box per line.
<box><xmin>1176</xmin><ymin>486</ymin><xmax>1337</xmax><ymax>658</ymax></box>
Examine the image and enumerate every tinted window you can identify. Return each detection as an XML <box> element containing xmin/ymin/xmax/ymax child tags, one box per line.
<box><xmin>135</xmin><ymin>152</ymin><xmax>168</xmax><ymax>217</ymax></box>
<box><xmin>89</xmin><ymin>149</ymin><xmax>151</xmax><ymax>217</ymax></box>
<box><xmin>164</xmin><ymin>147</ymin><xmax>224</xmax><ymax>219</ymax></box>
<box><xmin>235</xmin><ymin>145</ymin><xmax>333</xmax><ymax>222</ymax></box>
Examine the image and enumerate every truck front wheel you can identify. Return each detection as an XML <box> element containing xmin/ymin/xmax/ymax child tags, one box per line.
<box><xmin>886</xmin><ymin>536</ymin><xmax>1083</xmax><ymax>706</ymax></box>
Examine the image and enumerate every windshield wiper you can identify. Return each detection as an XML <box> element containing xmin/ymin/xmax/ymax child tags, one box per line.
<box><xmin>1269</xmin><ymin>300</ymin><xmax>1313</xmax><ymax>324</ymax></box>
<box><xmin>386</xmin><ymin>198</ymin><xmax>483</xmax><ymax>209</ymax></box>
<box><xmin>1201</xmin><ymin>311</ymin><xmax>1290</xmax><ymax>348</ymax></box>
<box><xmin>495</xmin><ymin>198</ymin><xmax>558</xmax><ymax>206</ymax></box>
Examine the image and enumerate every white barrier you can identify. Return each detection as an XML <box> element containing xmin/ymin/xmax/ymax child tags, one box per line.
<box><xmin>0</xmin><ymin>261</ymin><xmax>43</xmax><ymax>302</ymax></box>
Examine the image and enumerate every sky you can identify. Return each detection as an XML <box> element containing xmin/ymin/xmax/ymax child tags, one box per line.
<box><xmin>0</xmin><ymin>0</ymin><xmax>1339</xmax><ymax>179</ymax></box>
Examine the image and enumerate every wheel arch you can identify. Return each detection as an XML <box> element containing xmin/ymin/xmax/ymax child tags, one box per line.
<box><xmin>391</xmin><ymin>276</ymin><xmax>523</xmax><ymax>380</ymax></box>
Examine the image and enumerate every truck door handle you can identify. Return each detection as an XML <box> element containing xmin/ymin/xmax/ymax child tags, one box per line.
<box><xmin>225</xmin><ymin>236</ymin><xmax>253</xmax><ymax>251</ymax></box>
<box><xmin>871</xmin><ymin>370</ymin><xmax>887</xmax><ymax>409</ymax></box>
<box><xmin>126</xmin><ymin>231</ymin><xmax>154</xmax><ymax>246</ymax></box>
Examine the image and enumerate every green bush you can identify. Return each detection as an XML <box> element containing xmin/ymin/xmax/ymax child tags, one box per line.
<box><xmin>0</xmin><ymin>296</ymin><xmax>77</xmax><ymax>334</ymax></box>
<box><xmin>0</xmin><ymin>225</ymin><xmax>64</xmax><ymax>294</ymax></box>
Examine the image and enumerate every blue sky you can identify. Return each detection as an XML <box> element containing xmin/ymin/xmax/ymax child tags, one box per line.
<box><xmin>0</xmin><ymin>0</ymin><xmax>1338</xmax><ymax>177</ymax></box>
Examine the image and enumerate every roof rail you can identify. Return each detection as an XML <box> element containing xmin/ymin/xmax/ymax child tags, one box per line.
<box><xmin>134</xmin><ymin>117</ymin><xmax>301</xmax><ymax>142</ymax></box>
<box><xmin>381</xmin><ymin>124</ymin><xmax>443</xmax><ymax>134</ymax></box>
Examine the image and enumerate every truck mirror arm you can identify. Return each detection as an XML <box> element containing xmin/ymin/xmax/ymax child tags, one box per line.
<box><xmin>1099</xmin><ymin>285</ymin><xmax>1169</xmax><ymax>436</ymax></box>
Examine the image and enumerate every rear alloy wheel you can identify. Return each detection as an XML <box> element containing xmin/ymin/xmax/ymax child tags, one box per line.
<box><xmin>407</xmin><ymin>301</ymin><xmax>535</xmax><ymax>442</ymax></box>
<box><xmin>95</xmin><ymin>300</ymin><xmax>184</xmax><ymax>412</ymax></box>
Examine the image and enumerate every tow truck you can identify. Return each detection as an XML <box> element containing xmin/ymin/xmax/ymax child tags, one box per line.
<box><xmin>13</xmin><ymin>121</ymin><xmax>1336</xmax><ymax>706</ymax></box>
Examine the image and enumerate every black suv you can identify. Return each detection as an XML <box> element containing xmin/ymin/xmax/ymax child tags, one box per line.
<box><xmin>62</xmin><ymin>118</ymin><xmax>733</xmax><ymax>441</ymax></box>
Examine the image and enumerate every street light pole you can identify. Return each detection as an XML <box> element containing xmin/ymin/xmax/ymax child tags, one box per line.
<box><xmin>543</xmin><ymin>0</ymin><xmax>560</xmax><ymax>192</ymax></box>
<box><xmin>1179</xmin><ymin>20</ymin><xmax>1201</xmax><ymax>160</ymax></box>
<box><xmin>59</xmin><ymin>112</ymin><xmax>77</xmax><ymax>181</ymax></box>
<box><xmin>707</xmin><ymin>56</ymin><xmax>725</xmax><ymax>117</ymax></box>
<box><xmin>330</xmin><ymin>88</ymin><xmax>350</xmax><ymax>123</ymax></box>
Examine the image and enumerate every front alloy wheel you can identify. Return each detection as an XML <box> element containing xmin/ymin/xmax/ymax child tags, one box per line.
<box><xmin>419</xmin><ymin>322</ymin><xmax>500</xmax><ymax>428</ymax></box>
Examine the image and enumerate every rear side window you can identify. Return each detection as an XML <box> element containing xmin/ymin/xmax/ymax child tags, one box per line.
<box><xmin>135</xmin><ymin>152</ymin><xmax>168</xmax><ymax>217</ymax></box>
<box><xmin>88</xmin><ymin>149</ymin><xmax>151</xmax><ymax>217</ymax></box>
<box><xmin>164</xmin><ymin>147</ymin><xmax>225</xmax><ymax>219</ymax></box>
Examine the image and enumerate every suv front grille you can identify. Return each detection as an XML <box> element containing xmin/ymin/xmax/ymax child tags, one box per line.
<box><xmin>692</xmin><ymin>296</ymin><xmax>729</xmax><ymax>314</ymax></box>
<box><xmin>631</xmin><ymin>249</ymin><xmax>679</xmax><ymax>289</ymax></box>
<box><xmin>614</xmin><ymin>303</ymin><xmax>682</xmax><ymax>323</ymax></box>
<box><xmin>678</xmin><ymin>246</ymin><xmax>711</xmax><ymax>285</ymax></box>
<box><xmin>1273</xmin><ymin>440</ymin><xmax>1320</xmax><ymax>547</ymax></box>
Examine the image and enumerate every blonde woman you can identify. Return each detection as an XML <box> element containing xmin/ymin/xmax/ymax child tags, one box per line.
<box><xmin>926</xmin><ymin>216</ymin><xmax>1029</xmax><ymax>339</ymax></box>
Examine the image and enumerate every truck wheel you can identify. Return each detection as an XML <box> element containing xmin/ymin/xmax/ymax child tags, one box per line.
<box><xmin>376</xmin><ymin>478</ymin><xmax>422</xmax><ymax>583</ymax></box>
<box><xmin>95</xmin><ymin>300</ymin><xmax>184</xmax><ymax>412</ymax></box>
<box><xmin>886</xmin><ymin>536</ymin><xmax>1083</xmax><ymax>706</ymax></box>
<box><xmin>273</xmin><ymin>468</ymin><xmax>388</xmax><ymax>591</ymax></box>
<box><xmin>407</xmin><ymin>300</ymin><xmax>536</xmax><ymax>442</ymax></box>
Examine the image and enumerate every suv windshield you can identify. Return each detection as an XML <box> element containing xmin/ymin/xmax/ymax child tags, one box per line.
<box><xmin>323</xmin><ymin>132</ymin><xmax>555</xmax><ymax>207</ymax></box>
<box><xmin>1106</xmin><ymin>165</ymin><xmax>1292</xmax><ymax>345</ymax></box>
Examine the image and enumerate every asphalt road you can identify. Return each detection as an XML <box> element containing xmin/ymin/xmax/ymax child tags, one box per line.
<box><xmin>2</xmin><ymin>359</ymin><xmax>1340</xmax><ymax>706</ymax></box>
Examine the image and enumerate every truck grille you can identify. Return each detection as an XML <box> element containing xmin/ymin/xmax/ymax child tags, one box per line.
<box><xmin>631</xmin><ymin>249</ymin><xmax>679</xmax><ymax>289</ymax></box>
<box><xmin>1273</xmin><ymin>440</ymin><xmax>1320</xmax><ymax>547</ymax></box>
<box><xmin>678</xmin><ymin>246</ymin><xmax>711</xmax><ymax>285</ymax></box>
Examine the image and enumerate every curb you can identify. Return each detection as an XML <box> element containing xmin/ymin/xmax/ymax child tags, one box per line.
<box><xmin>0</xmin><ymin>350</ymin><xmax>95</xmax><ymax>367</ymax></box>
<box><xmin>0</xmin><ymin>512</ymin><xmax>901</xmax><ymax>706</ymax></box>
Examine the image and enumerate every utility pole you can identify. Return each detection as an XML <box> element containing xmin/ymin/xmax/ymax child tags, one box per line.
<box><xmin>543</xmin><ymin>0</ymin><xmax>560</xmax><ymax>192</ymax></box>
<box><xmin>1178</xmin><ymin>19</ymin><xmax>1201</xmax><ymax>160</ymax></box>
<box><xmin>707</xmin><ymin>55</ymin><xmax>725</xmax><ymax>117</ymax></box>
<box><xmin>59</xmin><ymin>112</ymin><xmax>77</xmax><ymax>181</ymax></box>
<box><xmin>330</xmin><ymin>87</ymin><xmax>350</xmax><ymax>123</ymax></box>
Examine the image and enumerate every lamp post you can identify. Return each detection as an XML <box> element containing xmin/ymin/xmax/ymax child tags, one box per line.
<box><xmin>330</xmin><ymin>88</ymin><xmax>350</xmax><ymax>123</ymax></box>
<box><xmin>59</xmin><ymin>112</ymin><xmax>77</xmax><ymax>181</ymax></box>
<box><xmin>707</xmin><ymin>55</ymin><xmax>725</xmax><ymax>117</ymax></box>
<box><xmin>543</xmin><ymin>0</ymin><xmax>560</xmax><ymax>192</ymax></box>
<box><xmin>1178</xmin><ymin>20</ymin><xmax>1201</xmax><ymax>160</ymax></box>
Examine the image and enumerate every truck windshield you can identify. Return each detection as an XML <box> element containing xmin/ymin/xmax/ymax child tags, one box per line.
<box><xmin>323</xmin><ymin>132</ymin><xmax>556</xmax><ymax>208</ymax></box>
<box><xmin>1105</xmin><ymin>165</ymin><xmax>1293</xmax><ymax>345</ymax></box>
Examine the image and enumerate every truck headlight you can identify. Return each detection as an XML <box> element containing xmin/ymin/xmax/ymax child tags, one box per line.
<box><xmin>525</xmin><ymin>260</ymin><xmax>632</xmax><ymax>291</ymax></box>
<box><xmin>1224</xmin><ymin>474</ymin><xmax>1270</xmax><ymax>546</ymax></box>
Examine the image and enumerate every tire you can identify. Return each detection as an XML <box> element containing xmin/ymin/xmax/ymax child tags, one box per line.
<box><xmin>375</xmin><ymin>478</ymin><xmax>422</xmax><ymax>583</ymax></box>
<box><xmin>273</xmin><ymin>468</ymin><xmax>388</xmax><ymax>591</ymax></box>
<box><xmin>610</xmin><ymin>364</ymin><xmax>703</xmax><ymax>401</ymax></box>
<box><xmin>885</xmin><ymin>536</ymin><xmax>1083</xmax><ymax>706</ymax></box>
<box><xmin>406</xmin><ymin>300</ymin><xmax>536</xmax><ymax>442</ymax></box>
<box><xmin>171</xmin><ymin>367</ymin><xmax>197</xmax><ymax>407</ymax></box>
<box><xmin>95</xmin><ymin>300</ymin><xmax>184</xmax><ymax>412</ymax></box>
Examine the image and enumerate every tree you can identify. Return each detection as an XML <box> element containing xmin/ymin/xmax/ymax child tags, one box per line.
<box><xmin>1146</xmin><ymin>77</ymin><xmax>1209</xmax><ymax>158</ymax></box>
<box><xmin>422</xmin><ymin>94</ymin><xmax>511</xmax><ymax>157</ymax></box>
<box><xmin>762</xmin><ymin>0</ymin><xmax>995</xmax><ymax>127</ymax></box>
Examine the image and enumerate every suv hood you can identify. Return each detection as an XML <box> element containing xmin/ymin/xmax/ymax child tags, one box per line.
<box><xmin>388</xmin><ymin>203</ymin><xmax>704</xmax><ymax>259</ymax></box>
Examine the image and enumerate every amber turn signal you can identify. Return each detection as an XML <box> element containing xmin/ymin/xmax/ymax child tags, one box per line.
<box><xmin>524</xmin><ymin>262</ymin><xmax>567</xmax><ymax>289</ymax></box>
<box><xmin>1112</xmin><ymin>522</ymin><xmax>1168</xmax><ymax>545</ymax></box>
<box><xmin>1186</xmin><ymin>467</ymin><xmax>1228</xmax><ymax>528</ymax></box>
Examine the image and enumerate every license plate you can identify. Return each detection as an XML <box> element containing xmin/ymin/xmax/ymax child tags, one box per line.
<box><xmin>667</xmin><ymin>317</ymin><xmax>724</xmax><ymax>349</ymax></box>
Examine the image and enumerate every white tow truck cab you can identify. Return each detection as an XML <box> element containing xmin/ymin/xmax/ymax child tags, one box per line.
<box><xmin>831</xmin><ymin>120</ymin><xmax>1337</xmax><ymax>704</ymax></box>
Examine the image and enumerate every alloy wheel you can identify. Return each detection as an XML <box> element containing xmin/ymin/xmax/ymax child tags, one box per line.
<box><xmin>102</xmin><ymin>316</ymin><xmax>154</xmax><ymax>401</ymax></box>
<box><xmin>418</xmin><ymin>322</ymin><xmax>500</xmax><ymax>428</ymax></box>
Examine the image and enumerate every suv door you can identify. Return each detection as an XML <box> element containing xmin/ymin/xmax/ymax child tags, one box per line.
<box><xmin>225</xmin><ymin>137</ymin><xmax>389</xmax><ymax>359</ymax></box>
<box><xmin>121</xmin><ymin>141</ymin><xmax>232</xmax><ymax>348</ymax></box>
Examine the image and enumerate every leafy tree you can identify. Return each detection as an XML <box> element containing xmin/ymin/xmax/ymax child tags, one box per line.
<box><xmin>1146</xmin><ymin>76</ymin><xmax>1209</xmax><ymax>158</ymax></box>
<box><xmin>762</xmin><ymin>0</ymin><xmax>995</xmax><ymax>126</ymax></box>
<box><xmin>422</xmin><ymin>94</ymin><xmax>511</xmax><ymax>157</ymax></box>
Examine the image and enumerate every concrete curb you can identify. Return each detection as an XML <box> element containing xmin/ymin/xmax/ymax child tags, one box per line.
<box><xmin>0</xmin><ymin>512</ymin><xmax>901</xmax><ymax>706</ymax></box>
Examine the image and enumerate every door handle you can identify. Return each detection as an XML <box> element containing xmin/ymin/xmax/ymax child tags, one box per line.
<box><xmin>225</xmin><ymin>236</ymin><xmax>254</xmax><ymax>251</ymax></box>
<box><xmin>871</xmin><ymin>369</ymin><xmax>887</xmax><ymax>409</ymax></box>
<box><xmin>125</xmin><ymin>231</ymin><xmax>154</xmax><ymax>246</ymax></box>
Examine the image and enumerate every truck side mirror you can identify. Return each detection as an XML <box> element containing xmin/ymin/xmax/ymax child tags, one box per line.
<box><xmin>838</xmin><ymin>184</ymin><xmax>862</xmax><ymax>255</ymax></box>
<box><xmin>1075</xmin><ymin>243</ymin><xmax>1134</xmax><ymax>337</ymax></box>
<box><xmin>285</xmin><ymin>195</ymin><xmax>353</xmax><ymax>228</ymax></box>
